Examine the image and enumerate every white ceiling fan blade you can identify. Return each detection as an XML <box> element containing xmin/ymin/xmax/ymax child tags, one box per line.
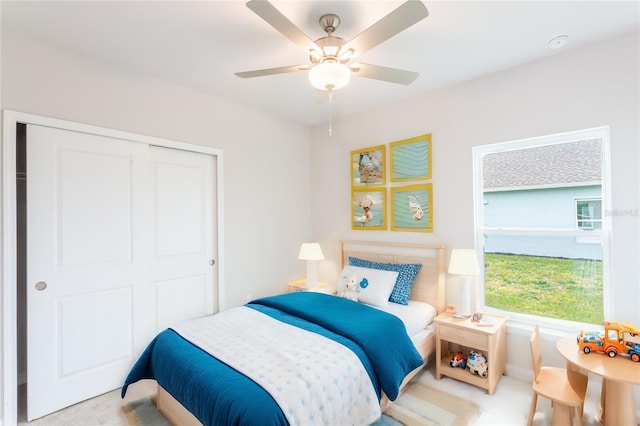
<box><xmin>340</xmin><ymin>1</ymin><xmax>428</xmax><ymax>58</ymax></box>
<box><xmin>246</xmin><ymin>0</ymin><xmax>319</xmax><ymax>54</ymax></box>
<box><xmin>350</xmin><ymin>63</ymin><xmax>419</xmax><ymax>85</ymax></box>
<box><xmin>235</xmin><ymin>65</ymin><xmax>309</xmax><ymax>79</ymax></box>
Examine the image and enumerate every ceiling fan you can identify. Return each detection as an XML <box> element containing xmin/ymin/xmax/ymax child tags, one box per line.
<box><xmin>235</xmin><ymin>0</ymin><xmax>429</xmax><ymax>92</ymax></box>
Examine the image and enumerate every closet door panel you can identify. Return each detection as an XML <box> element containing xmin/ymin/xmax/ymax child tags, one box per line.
<box><xmin>26</xmin><ymin>124</ymin><xmax>149</xmax><ymax>421</ymax></box>
<box><xmin>150</xmin><ymin>146</ymin><xmax>215</xmax><ymax>332</ymax></box>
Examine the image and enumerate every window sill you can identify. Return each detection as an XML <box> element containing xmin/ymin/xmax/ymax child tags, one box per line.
<box><xmin>482</xmin><ymin>307</ymin><xmax>599</xmax><ymax>339</ymax></box>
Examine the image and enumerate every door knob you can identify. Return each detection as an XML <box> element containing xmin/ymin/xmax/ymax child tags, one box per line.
<box><xmin>209</xmin><ymin>259</ymin><xmax>216</xmax><ymax>266</ymax></box>
<box><xmin>35</xmin><ymin>281</ymin><xmax>47</xmax><ymax>291</ymax></box>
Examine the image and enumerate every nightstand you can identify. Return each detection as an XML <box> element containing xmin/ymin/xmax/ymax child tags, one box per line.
<box><xmin>434</xmin><ymin>312</ymin><xmax>507</xmax><ymax>395</ymax></box>
<box><xmin>288</xmin><ymin>279</ymin><xmax>336</xmax><ymax>294</ymax></box>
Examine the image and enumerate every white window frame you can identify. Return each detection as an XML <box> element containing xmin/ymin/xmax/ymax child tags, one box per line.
<box><xmin>575</xmin><ymin>197</ymin><xmax>602</xmax><ymax>230</ymax></box>
<box><xmin>472</xmin><ymin>127</ymin><xmax>612</xmax><ymax>333</ymax></box>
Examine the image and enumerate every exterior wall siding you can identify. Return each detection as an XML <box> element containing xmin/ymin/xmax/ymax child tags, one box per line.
<box><xmin>483</xmin><ymin>185</ymin><xmax>602</xmax><ymax>259</ymax></box>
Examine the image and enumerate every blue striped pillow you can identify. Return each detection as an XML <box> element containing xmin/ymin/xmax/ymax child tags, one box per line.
<box><xmin>348</xmin><ymin>257</ymin><xmax>422</xmax><ymax>305</ymax></box>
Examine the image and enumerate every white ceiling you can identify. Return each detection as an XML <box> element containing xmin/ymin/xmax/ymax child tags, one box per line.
<box><xmin>2</xmin><ymin>1</ymin><xmax>639</xmax><ymax>126</ymax></box>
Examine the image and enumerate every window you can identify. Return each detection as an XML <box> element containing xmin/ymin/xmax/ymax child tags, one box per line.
<box><xmin>473</xmin><ymin>128</ymin><xmax>611</xmax><ymax>326</ymax></box>
<box><xmin>576</xmin><ymin>198</ymin><xmax>602</xmax><ymax>230</ymax></box>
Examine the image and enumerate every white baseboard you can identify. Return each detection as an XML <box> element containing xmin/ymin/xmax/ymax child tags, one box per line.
<box><xmin>505</xmin><ymin>363</ymin><xmax>531</xmax><ymax>382</ymax></box>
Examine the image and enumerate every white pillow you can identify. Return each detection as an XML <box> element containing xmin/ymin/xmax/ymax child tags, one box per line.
<box><xmin>372</xmin><ymin>300</ymin><xmax>437</xmax><ymax>336</ymax></box>
<box><xmin>336</xmin><ymin>265</ymin><xmax>399</xmax><ymax>307</ymax></box>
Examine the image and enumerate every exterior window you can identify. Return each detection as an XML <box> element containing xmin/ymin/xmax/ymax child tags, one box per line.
<box><xmin>576</xmin><ymin>198</ymin><xmax>602</xmax><ymax>230</ymax></box>
<box><xmin>473</xmin><ymin>128</ymin><xmax>610</xmax><ymax>325</ymax></box>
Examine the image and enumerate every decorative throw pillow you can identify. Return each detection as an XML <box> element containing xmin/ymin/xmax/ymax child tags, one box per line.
<box><xmin>336</xmin><ymin>265</ymin><xmax>398</xmax><ymax>307</ymax></box>
<box><xmin>349</xmin><ymin>257</ymin><xmax>422</xmax><ymax>305</ymax></box>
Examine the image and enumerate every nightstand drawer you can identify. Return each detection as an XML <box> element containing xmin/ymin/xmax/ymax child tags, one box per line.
<box><xmin>439</xmin><ymin>324</ymin><xmax>488</xmax><ymax>348</ymax></box>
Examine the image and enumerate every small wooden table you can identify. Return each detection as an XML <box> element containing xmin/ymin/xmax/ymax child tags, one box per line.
<box><xmin>556</xmin><ymin>334</ymin><xmax>640</xmax><ymax>426</ymax></box>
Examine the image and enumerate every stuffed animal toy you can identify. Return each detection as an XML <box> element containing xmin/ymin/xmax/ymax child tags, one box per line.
<box><xmin>339</xmin><ymin>275</ymin><xmax>360</xmax><ymax>302</ymax></box>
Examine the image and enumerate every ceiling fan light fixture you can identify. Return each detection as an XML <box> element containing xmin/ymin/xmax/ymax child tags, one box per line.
<box><xmin>338</xmin><ymin>48</ymin><xmax>355</xmax><ymax>60</ymax></box>
<box><xmin>309</xmin><ymin>62</ymin><xmax>351</xmax><ymax>91</ymax></box>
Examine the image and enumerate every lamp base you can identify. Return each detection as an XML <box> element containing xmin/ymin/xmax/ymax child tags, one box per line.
<box><xmin>306</xmin><ymin>261</ymin><xmax>318</xmax><ymax>288</ymax></box>
<box><xmin>456</xmin><ymin>275</ymin><xmax>472</xmax><ymax>317</ymax></box>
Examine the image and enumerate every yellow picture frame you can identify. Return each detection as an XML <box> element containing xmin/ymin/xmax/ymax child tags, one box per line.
<box><xmin>351</xmin><ymin>145</ymin><xmax>386</xmax><ymax>187</ymax></box>
<box><xmin>351</xmin><ymin>188</ymin><xmax>387</xmax><ymax>230</ymax></box>
<box><xmin>390</xmin><ymin>183</ymin><xmax>433</xmax><ymax>232</ymax></box>
<box><xmin>390</xmin><ymin>134</ymin><xmax>432</xmax><ymax>182</ymax></box>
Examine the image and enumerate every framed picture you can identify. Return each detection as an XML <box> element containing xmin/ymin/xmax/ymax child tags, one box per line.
<box><xmin>390</xmin><ymin>134</ymin><xmax>432</xmax><ymax>182</ymax></box>
<box><xmin>351</xmin><ymin>188</ymin><xmax>386</xmax><ymax>230</ymax></box>
<box><xmin>390</xmin><ymin>183</ymin><xmax>433</xmax><ymax>232</ymax></box>
<box><xmin>351</xmin><ymin>145</ymin><xmax>385</xmax><ymax>187</ymax></box>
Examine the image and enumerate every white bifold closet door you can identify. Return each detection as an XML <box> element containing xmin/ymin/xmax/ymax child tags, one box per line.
<box><xmin>26</xmin><ymin>124</ymin><xmax>215</xmax><ymax>421</ymax></box>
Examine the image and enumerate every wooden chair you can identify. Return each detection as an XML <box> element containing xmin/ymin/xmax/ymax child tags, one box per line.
<box><xmin>528</xmin><ymin>325</ymin><xmax>588</xmax><ymax>426</ymax></box>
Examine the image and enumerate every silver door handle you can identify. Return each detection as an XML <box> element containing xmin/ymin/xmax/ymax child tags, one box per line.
<box><xmin>35</xmin><ymin>281</ymin><xmax>47</xmax><ymax>291</ymax></box>
<box><xmin>209</xmin><ymin>259</ymin><xmax>216</xmax><ymax>266</ymax></box>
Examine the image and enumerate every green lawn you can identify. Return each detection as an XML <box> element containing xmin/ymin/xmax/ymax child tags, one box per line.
<box><xmin>484</xmin><ymin>253</ymin><xmax>603</xmax><ymax>324</ymax></box>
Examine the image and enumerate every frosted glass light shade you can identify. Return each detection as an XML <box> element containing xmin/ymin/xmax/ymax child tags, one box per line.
<box><xmin>309</xmin><ymin>62</ymin><xmax>351</xmax><ymax>91</ymax></box>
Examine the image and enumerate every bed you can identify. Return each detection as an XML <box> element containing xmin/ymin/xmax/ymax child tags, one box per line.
<box><xmin>121</xmin><ymin>240</ymin><xmax>445</xmax><ymax>425</ymax></box>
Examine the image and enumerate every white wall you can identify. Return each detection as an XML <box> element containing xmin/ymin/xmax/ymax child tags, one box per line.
<box><xmin>310</xmin><ymin>31</ymin><xmax>640</xmax><ymax>381</ymax></box>
<box><xmin>0</xmin><ymin>30</ymin><xmax>316</xmax><ymax>416</ymax></box>
<box><xmin>1</xmin><ymin>31</ymin><xmax>314</xmax><ymax>305</ymax></box>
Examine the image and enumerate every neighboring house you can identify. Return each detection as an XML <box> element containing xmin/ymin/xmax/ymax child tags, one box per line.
<box><xmin>482</xmin><ymin>139</ymin><xmax>602</xmax><ymax>260</ymax></box>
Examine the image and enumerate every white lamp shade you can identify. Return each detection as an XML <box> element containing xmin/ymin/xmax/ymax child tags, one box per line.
<box><xmin>298</xmin><ymin>243</ymin><xmax>325</xmax><ymax>261</ymax></box>
<box><xmin>308</xmin><ymin>62</ymin><xmax>351</xmax><ymax>91</ymax></box>
<box><xmin>448</xmin><ymin>249</ymin><xmax>480</xmax><ymax>276</ymax></box>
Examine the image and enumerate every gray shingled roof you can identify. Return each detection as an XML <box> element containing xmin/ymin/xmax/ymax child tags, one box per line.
<box><xmin>483</xmin><ymin>139</ymin><xmax>602</xmax><ymax>190</ymax></box>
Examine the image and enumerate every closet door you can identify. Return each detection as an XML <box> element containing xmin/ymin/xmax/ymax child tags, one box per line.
<box><xmin>25</xmin><ymin>125</ymin><xmax>218</xmax><ymax>420</ymax></box>
<box><xmin>148</xmin><ymin>146</ymin><xmax>216</xmax><ymax>336</ymax></box>
<box><xmin>26</xmin><ymin>124</ymin><xmax>150</xmax><ymax>420</ymax></box>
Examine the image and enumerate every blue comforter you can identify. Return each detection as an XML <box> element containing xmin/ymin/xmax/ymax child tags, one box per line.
<box><xmin>121</xmin><ymin>292</ymin><xmax>423</xmax><ymax>426</ymax></box>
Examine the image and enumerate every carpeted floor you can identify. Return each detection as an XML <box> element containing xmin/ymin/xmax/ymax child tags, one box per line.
<box><xmin>121</xmin><ymin>396</ymin><xmax>171</xmax><ymax>426</ymax></box>
<box><xmin>121</xmin><ymin>382</ymin><xmax>479</xmax><ymax>426</ymax></box>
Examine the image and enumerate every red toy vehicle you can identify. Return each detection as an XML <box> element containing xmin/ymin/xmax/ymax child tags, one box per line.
<box><xmin>449</xmin><ymin>351</ymin><xmax>466</xmax><ymax>369</ymax></box>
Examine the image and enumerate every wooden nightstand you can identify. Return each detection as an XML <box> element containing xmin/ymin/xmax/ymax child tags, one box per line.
<box><xmin>434</xmin><ymin>312</ymin><xmax>507</xmax><ymax>395</ymax></box>
<box><xmin>288</xmin><ymin>279</ymin><xmax>336</xmax><ymax>294</ymax></box>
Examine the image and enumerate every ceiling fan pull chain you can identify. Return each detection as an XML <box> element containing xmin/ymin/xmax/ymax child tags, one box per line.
<box><xmin>328</xmin><ymin>90</ymin><xmax>333</xmax><ymax>136</ymax></box>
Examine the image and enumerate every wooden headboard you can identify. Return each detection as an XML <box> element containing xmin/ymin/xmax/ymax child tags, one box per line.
<box><xmin>340</xmin><ymin>240</ymin><xmax>446</xmax><ymax>313</ymax></box>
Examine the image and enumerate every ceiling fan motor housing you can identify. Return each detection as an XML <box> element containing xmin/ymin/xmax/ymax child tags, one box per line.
<box><xmin>309</xmin><ymin>36</ymin><xmax>348</xmax><ymax>64</ymax></box>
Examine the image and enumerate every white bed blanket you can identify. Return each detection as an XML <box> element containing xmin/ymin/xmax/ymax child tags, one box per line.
<box><xmin>172</xmin><ymin>306</ymin><xmax>381</xmax><ymax>426</ymax></box>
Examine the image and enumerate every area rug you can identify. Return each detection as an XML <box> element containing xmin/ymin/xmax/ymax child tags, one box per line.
<box><xmin>383</xmin><ymin>383</ymin><xmax>480</xmax><ymax>426</ymax></box>
<box><xmin>121</xmin><ymin>384</ymin><xmax>479</xmax><ymax>426</ymax></box>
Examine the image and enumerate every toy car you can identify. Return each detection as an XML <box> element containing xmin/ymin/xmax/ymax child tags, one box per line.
<box><xmin>577</xmin><ymin>331</ymin><xmax>604</xmax><ymax>354</ymax></box>
<box><xmin>466</xmin><ymin>350</ymin><xmax>488</xmax><ymax>377</ymax></box>
<box><xmin>626</xmin><ymin>342</ymin><xmax>640</xmax><ymax>362</ymax></box>
<box><xmin>449</xmin><ymin>351</ymin><xmax>466</xmax><ymax>369</ymax></box>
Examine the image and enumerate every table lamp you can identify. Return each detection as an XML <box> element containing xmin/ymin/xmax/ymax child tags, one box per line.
<box><xmin>298</xmin><ymin>243</ymin><xmax>325</xmax><ymax>288</ymax></box>
<box><xmin>448</xmin><ymin>249</ymin><xmax>480</xmax><ymax>318</ymax></box>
